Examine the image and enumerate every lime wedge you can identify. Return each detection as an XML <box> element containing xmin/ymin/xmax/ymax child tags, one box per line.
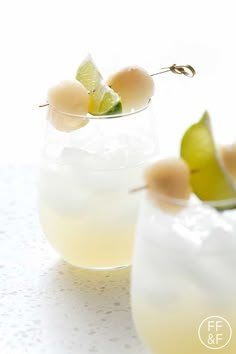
<box><xmin>76</xmin><ymin>55</ymin><xmax>122</xmax><ymax>115</ymax></box>
<box><xmin>180</xmin><ymin>111</ymin><xmax>236</xmax><ymax>208</ymax></box>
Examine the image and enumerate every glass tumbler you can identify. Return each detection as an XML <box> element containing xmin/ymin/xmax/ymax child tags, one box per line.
<box><xmin>131</xmin><ymin>193</ymin><xmax>236</xmax><ymax>354</ymax></box>
<box><xmin>38</xmin><ymin>103</ymin><xmax>158</xmax><ymax>270</ymax></box>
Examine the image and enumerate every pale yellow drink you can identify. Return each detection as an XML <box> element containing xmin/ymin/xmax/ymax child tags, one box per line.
<box><xmin>38</xmin><ymin>101</ymin><xmax>157</xmax><ymax>269</ymax></box>
<box><xmin>39</xmin><ymin>201</ymin><xmax>135</xmax><ymax>269</ymax></box>
<box><xmin>38</xmin><ymin>162</ymin><xmax>142</xmax><ymax>268</ymax></box>
<box><xmin>38</xmin><ymin>143</ymin><xmax>152</xmax><ymax>269</ymax></box>
<box><xmin>131</xmin><ymin>196</ymin><xmax>236</xmax><ymax>354</ymax></box>
<box><xmin>132</xmin><ymin>300</ymin><xmax>235</xmax><ymax>354</ymax></box>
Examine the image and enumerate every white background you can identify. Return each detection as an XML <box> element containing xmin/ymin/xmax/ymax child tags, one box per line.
<box><xmin>1</xmin><ymin>0</ymin><xmax>236</xmax><ymax>164</ymax></box>
<box><xmin>1</xmin><ymin>3</ymin><xmax>236</xmax><ymax>353</ymax></box>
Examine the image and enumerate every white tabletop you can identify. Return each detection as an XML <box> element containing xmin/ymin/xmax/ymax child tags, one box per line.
<box><xmin>0</xmin><ymin>166</ymin><xmax>147</xmax><ymax>354</ymax></box>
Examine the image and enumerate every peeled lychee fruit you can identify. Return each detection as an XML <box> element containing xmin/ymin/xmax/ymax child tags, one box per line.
<box><xmin>47</xmin><ymin>80</ymin><xmax>89</xmax><ymax>132</ymax></box>
<box><xmin>107</xmin><ymin>66</ymin><xmax>154</xmax><ymax>112</ymax></box>
<box><xmin>219</xmin><ymin>143</ymin><xmax>236</xmax><ymax>180</ymax></box>
<box><xmin>144</xmin><ymin>158</ymin><xmax>192</xmax><ymax>212</ymax></box>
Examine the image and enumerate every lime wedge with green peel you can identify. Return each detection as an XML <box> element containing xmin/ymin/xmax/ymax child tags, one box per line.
<box><xmin>180</xmin><ymin>111</ymin><xmax>236</xmax><ymax>209</ymax></box>
<box><xmin>76</xmin><ymin>55</ymin><xmax>122</xmax><ymax>116</ymax></box>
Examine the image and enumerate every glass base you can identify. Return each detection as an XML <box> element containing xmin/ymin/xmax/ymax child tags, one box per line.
<box><xmin>64</xmin><ymin>261</ymin><xmax>131</xmax><ymax>271</ymax></box>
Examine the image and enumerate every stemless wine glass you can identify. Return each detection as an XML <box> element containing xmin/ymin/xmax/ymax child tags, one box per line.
<box><xmin>38</xmin><ymin>102</ymin><xmax>158</xmax><ymax>270</ymax></box>
<box><xmin>131</xmin><ymin>192</ymin><xmax>236</xmax><ymax>354</ymax></box>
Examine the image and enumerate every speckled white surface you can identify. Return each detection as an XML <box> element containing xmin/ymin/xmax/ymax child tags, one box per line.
<box><xmin>0</xmin><ymin>166</ymin><xmax>148</xmax><ymax>354</ymax></box>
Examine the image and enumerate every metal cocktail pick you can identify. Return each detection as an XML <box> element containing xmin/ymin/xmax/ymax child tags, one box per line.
<box><xmin>151</xmin><ymin>64</ymin><xmax>196</xmax><ymax>78</ymax></box>
<box><xmin>39</xmin><ymin>64</ymin><xmax>196</xmax><ymax>108</ymax></box>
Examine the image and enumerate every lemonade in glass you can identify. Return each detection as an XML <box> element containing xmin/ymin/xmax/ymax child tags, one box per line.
<box><xmin>38</xmin><ymin>56</ymin><xmax>158</xmax><ymax>269</ymax></box>
<box><xmin>132</xmin><ymin>195</ymin><xmax>236</xmax><ymax>354</ymax></box>
<box><xmin>38</xmin><ymin>103</ymin><xmax>157</xmax><ymax>269</ymax></box>
<box><xmin>131</xmin><ymin>112</ymin><xmax>236</xmax><ymax>353</ymax></box>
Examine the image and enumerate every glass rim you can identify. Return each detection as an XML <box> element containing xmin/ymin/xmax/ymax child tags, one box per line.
<box><xmin>47</xmin><ymin>99</ymin><xmax>151</xmax><ymax>120</ymax></box>
<box><xmin>148</xmin><ymin>191</ymin><xmax>236</xmax><ymax>209</ymax></box>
